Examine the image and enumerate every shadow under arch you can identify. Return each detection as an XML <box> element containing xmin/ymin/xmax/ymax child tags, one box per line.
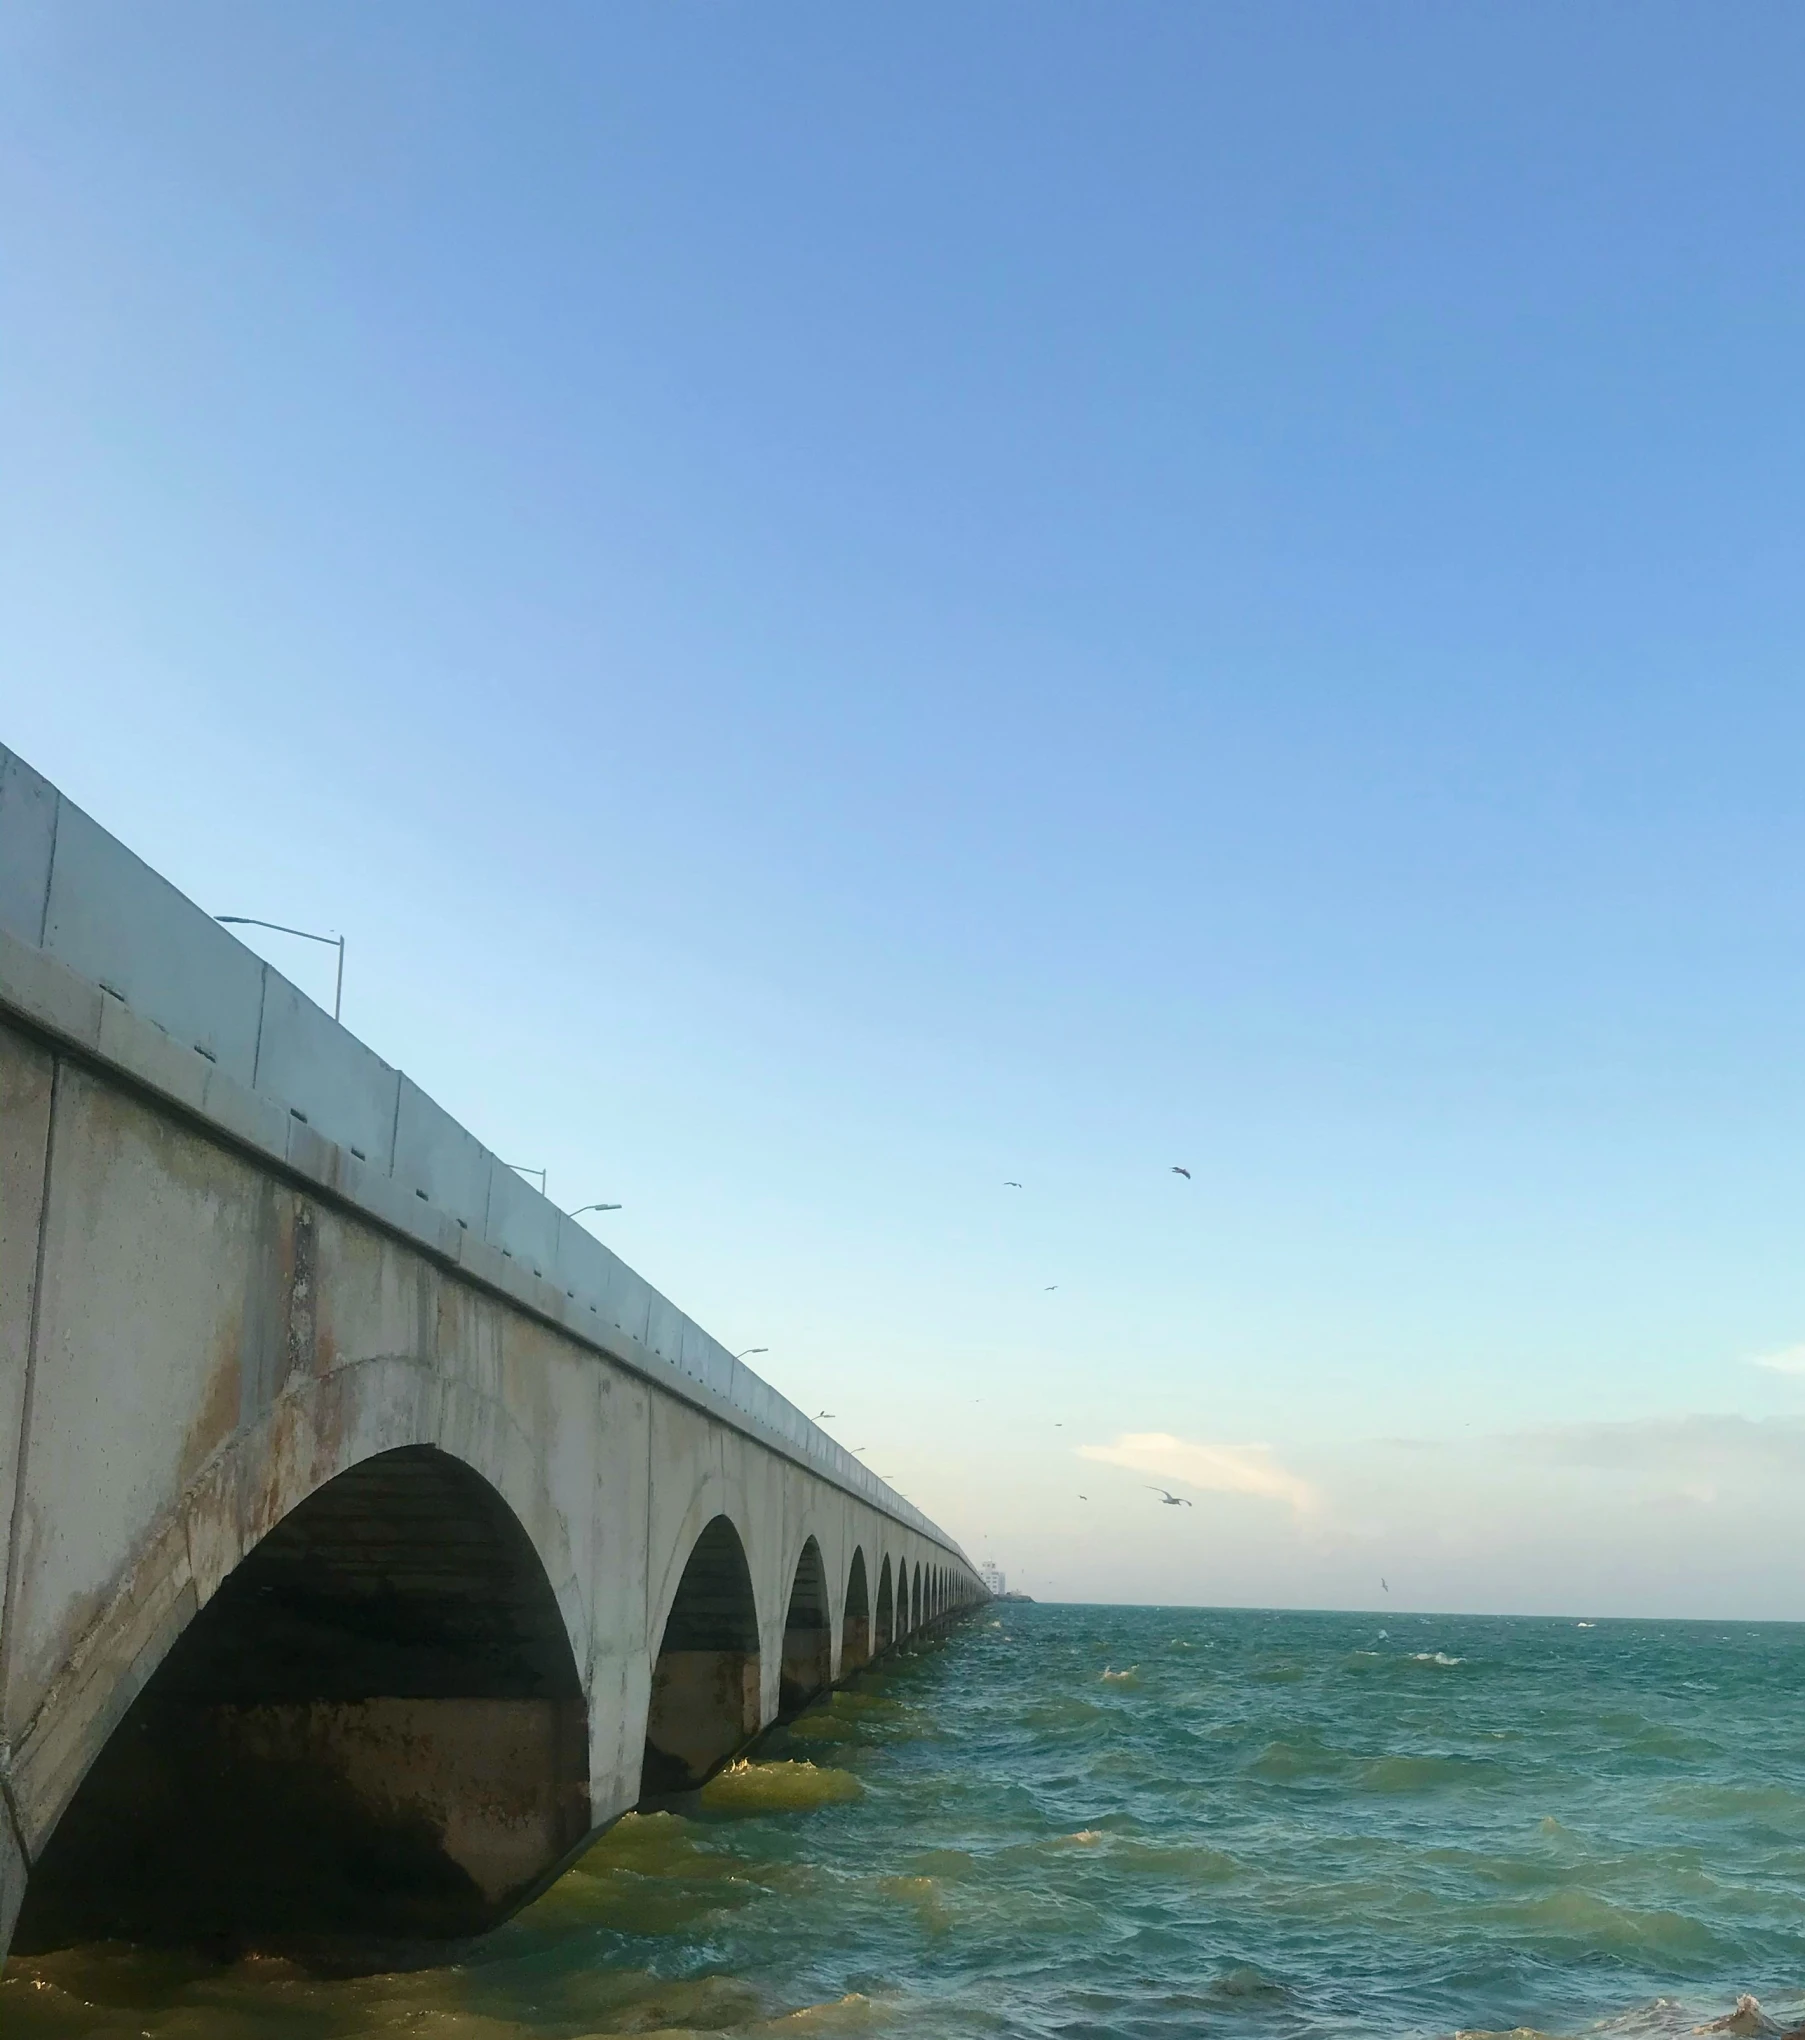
<box><xmin>874</xmin><ymin>1554</ymin><xmax>895</xmax><ymax>1652</ymax></box>
<box><xmin>911</xmin><ymin>1562</ymin><xmax>922</xmax><ymax>1634</ymax></box>
<box><xmin>779</xmin><ymin>1538</ymin><xmax>833</xmax><ymax>1718</ymax></box>
<box><xmin>13</xmin><ymin>1444</ymin><xmax>589</xmax><ymax>1952</ymax></box>
<box><xmin>842</xmin><ymin>1548</ymin><xmax>871</xmax><ymax>1672</ymax></box>
<box><xmin>640</xmin><ymin>1515</ymin><xmax>761</xmax><ymax>1797</ymax></box>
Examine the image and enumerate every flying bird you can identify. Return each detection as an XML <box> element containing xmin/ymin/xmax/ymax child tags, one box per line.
<box><xmin>1078</xmin><ymin>1494</ymin><xmax>1088</xmax><ymax>1501</ymax></box>
<box><xmin>1147</xmin><ymin>1487</ymin><xmax>1193</xmax><ymax>1507</ymax></box>
<box><xmin>1382</xmin><ymin>1578</ymin><xmax>1390</xmax><ymax>1594</ymax></box>
<box><xmin>1044</xmin><ymin>1284</ymin><xmax>1058</xmax><ymax>1291</ymax></box>
<box><xmin>1005</xmin><ymin>1180</ymin><xmax>1023</xmax><ymax>1188</ymax></box>
<box><xmin>1171</xmin><ymin>1165</ymin><xmax>1191</xmax><ymax>1179</ymax></box>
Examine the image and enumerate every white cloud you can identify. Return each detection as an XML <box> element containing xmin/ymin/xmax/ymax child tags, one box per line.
<box><xmin>1751</xmin><ymin>1344</ymin><xmax>1805</xmax><ymax>1376</ymax></box>
<box><xmin>1078</xmin><ymin>1431</ymin><xmax>1319</xmax><ymax>1514</ymax></box>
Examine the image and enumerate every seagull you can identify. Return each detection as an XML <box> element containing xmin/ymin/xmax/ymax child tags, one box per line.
<box><xmin>1382</xmin><ymin>1578</ymin><xmax>1390</xmax><ymax>1594</ymax></box>
<box><xmin>1005</xmin><ymin>1180</ymin><xmax>1023</xmax><ymax>1188</ymax></box>
<box><xmin>1044</xmin><ymin>1284</ymin><xmax>1058</xmax><ymax>1292</ymax></box>
<box><xmin>1171</xmin><ymin>1165</ymin><xmax>1191</xmax><ymax>1179</ymax></box>
<box><xmin>1078</xmin><ymin>1493</ymin><xmax>1088</xmax><ymax>1500</ymax></box>
<box><xmin>1147</xmin><ymin>1487</ymin><xmax>1193</xmax><ymax>1507</ymax></box>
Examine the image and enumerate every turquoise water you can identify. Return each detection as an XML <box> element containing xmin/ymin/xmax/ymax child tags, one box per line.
<box><xmin>10</xmin><ymin>1603</ymin><xmax>1805</xmax><ymax>2039</ymax></box>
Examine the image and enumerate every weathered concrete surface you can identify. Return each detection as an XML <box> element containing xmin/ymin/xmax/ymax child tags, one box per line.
<box><xmin>0</xmin><ymin>744</ymin><xmax>983</xmax><ymax>1963</ymax></box>
<box><xmin>0</xmin><ymin>1794</ymin><xmax>24</xmax><ymax>1962</ymax></box>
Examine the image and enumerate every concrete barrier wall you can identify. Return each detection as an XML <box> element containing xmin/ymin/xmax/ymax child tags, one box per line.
<box><xmin>0</xmin><ymin>742</ymin><xmax>947</xmax><ymax>1546</ymax></box>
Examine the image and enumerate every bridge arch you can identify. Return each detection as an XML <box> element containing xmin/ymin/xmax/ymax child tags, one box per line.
<box><xmin>641</xmin><ymin>1514</ymin><xmax>761</xmax><ymax>1796</ymax></box>
<box><xmin>13</xmin><ymin>1443</ymin><xmax>588</xmax><ymax>1952</ymax></box>
<box><xmin>911</xmin><ymin>1562</ymin><xmax>922</xmax><ymax>1633</ymax></box>
<box><xmin>779</xmin><ymin>1537</ymin><xmax>834</xmax><ymax>1718</ymax></box>
<box><xmin>842</xmin><ymin>1548</ymin><xmax>872</xmax><ymax>1672</ymax></box>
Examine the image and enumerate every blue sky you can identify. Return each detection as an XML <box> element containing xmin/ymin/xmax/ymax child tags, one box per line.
<box><xmin>7</xmin><ymin>4</ymin><xmax>1805</xmax><ymax>1613</ymax></box>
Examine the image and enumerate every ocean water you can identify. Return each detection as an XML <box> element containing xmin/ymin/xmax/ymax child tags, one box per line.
<box><xmin>9</xmin><ymin>1603</ymin><xmax>1805</xmax><ymax>2040</ymax></box>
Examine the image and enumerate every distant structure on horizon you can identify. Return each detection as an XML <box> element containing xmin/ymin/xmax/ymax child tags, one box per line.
<box><xmin>979</xmin><ymin>1559</ymin><xmax>1006</xmax><ymax>1596</ymax></box>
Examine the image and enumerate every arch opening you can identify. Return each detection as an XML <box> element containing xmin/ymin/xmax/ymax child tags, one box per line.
<box><xmin>874</xmin><ymin>1555</ymin><xmax>894</xmax><ymax>1653</ymax></box>
<box><xmin>641</xmin><ymin>1515</ymin><xmax>761</xmax><ymax>1797</ymax></box>
<box><xmin>779</xmin><ymin>1538</ymin><xmax>833</xmax><ymax>1719</ymax></box>
<box><xmin>911</xmin><ymin>1562</ymin><xmax>922</xmax><ymax>1634</ymax></box>
<box><xmin>14</xmin><ymin>1445</ymin><xmax>589</xmax><ymax>1952</ymax></box>
<box><xmin>842</xmin><ymin>1549</ymin><xmax>871</xmax><ymax>1673</ymax></box>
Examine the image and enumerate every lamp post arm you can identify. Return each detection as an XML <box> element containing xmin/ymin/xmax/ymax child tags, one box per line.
<box><xmin>214</xmin><ymin>916</ymin><xmax>346</xmax><ymax>1022</ymax></box>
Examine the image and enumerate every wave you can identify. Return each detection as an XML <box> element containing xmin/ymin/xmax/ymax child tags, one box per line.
<box><xmin>876</xmin><ymin>1874</ymin><xmax>952</xmax><ymax>1933</ymax></box>
<box><xmin>756</xmin><ymin>1993</ymin><xmax>887</xmax><ymax>2033</ymax></box>
<box><xmin>1246</xmin><ymin>1735</ymin><xmax>1353</xmax><ymax>1782</ymax></box>
<box><xmin>1481</xmin><ymin>1887</ymin><xmax>1724</xmax><ymax>1958</ymax></box>
<box><xmin>1357</xmin><ymin>1753</ymin><xmax>1498</xmax><ymax>1793</ymax></box>
<box><xmin>1341</xmin><ymin>1646</ymin><xmax>1472</xmax><ymax>1676</ymax></box>
<box><xmin>701</xmin><ymin>1760</ymin><xmax>863</xmax><ymax>1815</ymax></box>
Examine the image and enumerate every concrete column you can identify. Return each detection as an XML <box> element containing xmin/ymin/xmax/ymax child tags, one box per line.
<box><xmin>0</xmin><ymin>1788</ymin><xmax>24</xmax><ymax>1961</ymax></box>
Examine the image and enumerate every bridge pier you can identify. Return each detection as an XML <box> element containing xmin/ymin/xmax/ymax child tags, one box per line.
<box><xmin>0</xmin><ymin>1800</ymin><xmax>23</xmax><ymax>1966</ymax></box>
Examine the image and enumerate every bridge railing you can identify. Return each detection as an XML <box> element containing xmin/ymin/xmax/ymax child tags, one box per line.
<box><xmin>0</xmin><ymin>743</ymin><xmax>955</xmax><ymax>1552</ymax></box>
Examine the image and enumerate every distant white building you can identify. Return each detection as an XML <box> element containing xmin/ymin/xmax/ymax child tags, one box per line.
<box><xmin>978</xmin><ymin>1559</ymin><xmax>1006</xmax><ymax>1597</ymax></box>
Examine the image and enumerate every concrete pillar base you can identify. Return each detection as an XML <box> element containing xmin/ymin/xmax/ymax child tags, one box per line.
<box><xmin>12</xmin><ymin>1696</ymin><xmax>590</xmax><ymax>1951</ymax></box>
<box><xmin>0</xmin><ymin>1787</ymin><xmax>26</xmax><ymax>1966</ymax></box>
<box><xmin>641</xmin><ymin>1650</ymin><xmax>759</xmax><ymax>1793</ymax></box>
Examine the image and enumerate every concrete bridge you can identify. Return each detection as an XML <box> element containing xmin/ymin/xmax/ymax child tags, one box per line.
<box><xmin>0</xmin><ymin>744</ymin><xmax>983</xmax><ymax>1963</ymax></box>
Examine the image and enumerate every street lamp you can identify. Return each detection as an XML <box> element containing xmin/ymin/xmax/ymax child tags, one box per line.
<box><xmin>505</xmin><ymin>1164</ymin><xmax>548</xmax><ymax>1194</ymax></box>
<box><xmin>215</xmin><ymin>916</ymin><xmax>345</xmax><ymax>1022</ymax></box>
<box><xmin>734</xmin><ymin>1347</ymin><xmax>768</xmax><ymax>1360</ymax></box>
<box><xmin>567</xmin><ymin>1203</ymin><xmax>622</xmax><ymax>1220</ymax></box>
